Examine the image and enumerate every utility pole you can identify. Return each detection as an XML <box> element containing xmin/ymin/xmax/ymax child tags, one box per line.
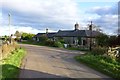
<box><xmin>8</xmin><ymin>13</ymin><xmax>11</xmax><ymax>37</ymax></box>
<box><xmin>89</xmin><ymin>21</ymin><xmax>92</xmax><ymax>51</ymax></box>
<box><xmin>8</xmin><ymin>13</ymin><xmax>11</xmax><ymax>43</ymax></box>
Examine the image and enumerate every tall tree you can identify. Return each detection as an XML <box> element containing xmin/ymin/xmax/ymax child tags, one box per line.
<box><xmin>14</xmin><ymin>31</ymin><xmax>21</xmax><ymax>41</ymax></box>
<box><xmin>14</xmin><ymin>31</ymin><xmax>21</xmax><ymax>38</ymax></box>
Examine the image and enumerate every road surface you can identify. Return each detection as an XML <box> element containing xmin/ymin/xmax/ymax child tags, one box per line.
<box><xmin>19</xmin><ymin>44</ymin><xmax>110</xmax><ymax>79</ymax></box>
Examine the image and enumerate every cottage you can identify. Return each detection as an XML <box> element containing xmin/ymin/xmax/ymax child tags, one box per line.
<box><xmin>33</xmin><ymin>23</ymin><xmax>102</xmax><ymax>47</ymax></box>
<box><xmin>33</xmin><ymin>29</ymin><xmax>56</xmax><ymax>42</ymax></box>
<box><xmin>54</xmin><ymin>23</ymin><xmax>101</xmax><ymax>47</ymax></box>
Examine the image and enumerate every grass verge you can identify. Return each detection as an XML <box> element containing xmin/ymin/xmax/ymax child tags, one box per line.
<box><xmin>19</xmin><ymin>41</ymin><xmax>36</xmax><ymax>45</ymax></box>
<box><xmin>67</xmin><ymin>47</ymin><xmax>89</xmax><ymax>51</ymax></box>
<box><xmin>75</xmin><ymin>54</ymin><xmax>120</xmax><ymax>80</ymax></box>
<box><xmin>19</xmin><ymin>41</ymin><xmax>44</xmax><ymax>46</ymax></box>
<box><xmin>0</xmin><ymin>48</ymin><xmax>26</xmax><ymax>79</ymax></box>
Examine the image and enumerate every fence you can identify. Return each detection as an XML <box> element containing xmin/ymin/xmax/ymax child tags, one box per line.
<box><xmin>108</xmin><ymin>47</ymin><xmax>120</xmax><ymax>59</ymax></box>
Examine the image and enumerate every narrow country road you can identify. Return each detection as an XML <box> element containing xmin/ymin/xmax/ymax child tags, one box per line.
<box><xmin>19</xmin><ymin>44</ymin><xmax>110</xmax><ymax>79</ymax></box>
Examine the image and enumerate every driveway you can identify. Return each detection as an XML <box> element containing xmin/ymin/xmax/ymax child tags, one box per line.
<box><xmin>19</xmin><ymin>44</ymin><xmax>110</xmax><ymax>79</ymax></box>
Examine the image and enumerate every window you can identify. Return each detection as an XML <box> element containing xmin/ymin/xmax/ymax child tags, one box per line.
<box><xmin>83</xmin><ymin>40</ymin><xmax>86</xmax><ymax>45</ymax></box>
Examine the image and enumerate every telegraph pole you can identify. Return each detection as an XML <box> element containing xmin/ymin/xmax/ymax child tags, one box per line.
<box><xmin>8</xmin><ymin>13</ymin><xmax>11</xmax><ymax>43</ymax></box>
<box><xmin>8</xmin><ymin>13</ymin><xmax>11</xmax><ymax>37</ymax></box>
<box><xmin>89</xmin><ymin>21</ymin><xmax>92</xmax><ymax>51</ymax></box>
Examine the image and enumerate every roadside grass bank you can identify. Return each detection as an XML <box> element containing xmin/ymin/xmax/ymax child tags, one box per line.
<box><xmin>0</xmin><ymin>48</ymin><xmax>26</xmax><ymax>79</ymax></box>
<box><xmin>75</xmin><ymin>53</ymin><xmax>120</xmax><ymax>80</ymax></box>
<box><xmin>20</xmin><ymin>40</ymin><xmax>64</xmax><ymax>48</ymax></box>
<box><xmin>67</xmin><ymin>47</ymin><xmax>89</xmax><ymax>52</ymax></box>
<box><xmin>19</xmin><ymin>40</ymin><xmax>41</xmax><ymax>46</ymax></box>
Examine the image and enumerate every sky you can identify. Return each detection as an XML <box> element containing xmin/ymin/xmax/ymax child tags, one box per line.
<box><xmin>0</xmin><ymin>0</ymin><xmax>119</xmax><ymax>36</ymax></box>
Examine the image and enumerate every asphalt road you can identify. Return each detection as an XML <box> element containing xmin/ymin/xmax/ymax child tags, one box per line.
<box><xmin>19</xmin><ymin>44</ymin><xmax>110</xmax><ymax>79</ymax></box>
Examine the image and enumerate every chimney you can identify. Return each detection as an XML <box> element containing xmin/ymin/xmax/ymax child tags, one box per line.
<box><xmin>89</xmin><ymin>21</ymin><xmax>92</xmax><ymax>30</ymax></box>
<box><xmin>74</xmin><ymin>22</ymin><xmax>79</xmax><ymax>30</ymax></box>
<box><xmin>46</xmin><ymin>28</ymin><xmax>48</xmax><ymax>34</ymax></box>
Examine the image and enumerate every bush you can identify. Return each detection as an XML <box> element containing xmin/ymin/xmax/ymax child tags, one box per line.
<box><xmin>96</xmin><ymin>34</ymin><xmax>109</xmax><ymax>47</ymax></box>
<box><xmin>54</xmin><ymin>41</ymin><xmax>63</xmax><ymax>48</ymax></box>
<box><xmin>39</xmin><ymin>35</ymin><xmax>48</xmax><ymax>42</ymax></box>
<box><xmin>91</xmin><ymin>46</ymin><xmax>108</xmax><ymax>55</ymax></box>
<box><xmin>44</xmin><ymin>40</ymin><xmax>63</xmax><ymax>48</ymax></box>
<box><xmin>59</xmin><ymin>39</ymin><xmax>65</xmax><ymax>44</ymax></box>
<box><xmin>44</xmin><ymin>40</ymin><xmax>54</xmax><ymax>46</ymax></box>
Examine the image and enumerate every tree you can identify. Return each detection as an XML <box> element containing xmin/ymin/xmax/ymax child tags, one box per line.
<box><xmin>15</xmin><ymin>31</ymin><xmax>21</xmax><ymax>38</ymax></box>
<box><xmin>86</xmin><ymin>24</ymin><xmax>103</xmax><ymax>32</ymax></box>
<box><xmin>117</xmin><ymin>35</ymin><xmax>120</xmax><ymax>45</ymax></box>
<box><xmin>14</xmin><ymin>31</ymin><xmax>21</xmax><ymax>41</ymax></box>
<box><xmin>38</xmin><ymin>35</ymin><xmax>48</xmax><ymax>42</ymax></box>
<box><xmin>108</xmin><ymin>36</ymin><xmax>118</xmax><ymax>47</ymax></box>
<box><xmin>21</xmin><ymin>32</ymin><xmax>35</xmax><ymax>40</ymax></box>
<box><xmin>96</xmin><ymin>34</ymin><xmax>109</xmax><ymax>47</ymax></box>
<box><xmin>4</xmin><ymin>35</ymin><xmax>9</xmax><ymax>40</ymax></box>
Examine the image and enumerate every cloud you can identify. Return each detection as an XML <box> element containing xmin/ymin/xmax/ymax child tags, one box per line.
<box><xmin>0</xmin><ymin>25</ymin><xmax>57</xmax><ymax>36</ymax></box>
<box><xmin>94</xmin><ymin>6</ymin><xmax>114</xmax><ymax>15</ymax></box>
<box><xmin>2</xmin><ymin>0</ymin><xmax>80</xmax><ymax>28</ymax></box>
<box><xmin>88</xmin><ymin>4</ymin><xmax>117</xmax><ymax>15</ymax></box>
<box><xmin>76</xmin><ymin>0</ymin><xmax>119</xmax><ymax>2</ymax></box>
<box><xmin>1</xmin><ymin>0</ymin><xmax>119</xmax><ymax>36</ymax></box>
<box><xmin>86</xmin><ymin>4</ymin><xmax>118</xmax><ymax>35</ymax></box>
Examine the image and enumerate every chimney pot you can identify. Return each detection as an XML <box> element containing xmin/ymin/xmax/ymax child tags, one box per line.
<box><xmin>74</xmin><ymin>22</ymin><xmax>79</xmax><ymax>30</ymax></box>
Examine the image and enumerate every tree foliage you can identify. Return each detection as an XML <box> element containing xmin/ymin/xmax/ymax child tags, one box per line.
<box><xmin>96</xmin><ymin>34</ymin><xmax>120</xmax><ymax>47</ymax></box>
<box><xmin>14</xmin><ymin>31</ymin><xmax>21</xmax><ymax>38</ymax></box>
<box><xmin>21</xmin><ymin>32</ymin><xmax>35</xmax><ymax>40</ymax></box>
<box><xmin>96</xmin><ymin>34</ymin><xmax>109</xmax><ymax>47</ymax></box>
<box><xmin>108</xmin><ymin>36</ymin><xmax>117</xmax><ymax>47</ymax></box>
<box><xmin>38</xmin><ymin>35</ymin><xmax>48</xmax><ymax>42</ymax></box>
<box><xmin>14</xmin><ymin>31</ymin><xmax>21</xmax><ymax>41</ymax></box>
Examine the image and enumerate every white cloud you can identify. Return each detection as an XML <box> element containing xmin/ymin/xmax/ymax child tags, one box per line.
<box><xmin>85</xmin><ymin>4</ymin><xmax>118</xmax><ymax>35</ymax></box>
<box><xmin>76</xmin><ymin>0</ymin><xmax>119</xmax><ymax>2</ymax></box>
<box><xmin>103</xmin><ymin>15</ymin><xmax>118</xmax><ymax>23</ymax></box>
<box><xmin>1</xmin><ymin>0</ymin><xmax>119</xmax><ymax>35</ymax></box>
<box><xmin>2</xmin><ymin>0</ymin><xmax>80</xmax><ymax>25</ymax></box>
<box><xmin>88</xmin><ymin>5</ymin><xmax>117</xmax><ymax>15</ymax></box>
<box><xmin>0</xmin><ymin>25</ymin><xmax>57</xmax><ymax>36</ymax></box>
<box><xmin>92</xmin><ymin>6</ymin><xmax>112</xmax><ymax>11</ymax></box>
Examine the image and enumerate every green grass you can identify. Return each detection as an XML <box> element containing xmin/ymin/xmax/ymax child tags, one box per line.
<box><xmin>0</xmin><ymin>48</ymin><xmax>26</xmax><ymax>79</ymax></box>
<box><xmin>67</xmin><ymin>47</ymin><xmax>89</xmax><ymax>51</ymax></box>
<box><xmin>75</xmin><ymin>54</ymin><xmax>120</xmax><ymax>79</ymax></box>
<box><xmin>20</xmin><ymin>41</ymin><xmax>44</xmax><ymax>46</ymax></box>
<box><xmin>20</xmin><ymin>40</ymin><xmax>64</xmax><ymax>48</ymax></box>
<box><xmin>20</xmin><ymin>40</ymin><xmax>36</xmax><ymax>45</ymax></box>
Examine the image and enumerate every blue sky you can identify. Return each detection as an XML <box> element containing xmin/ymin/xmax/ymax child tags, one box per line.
<box><xmin>0</xmin><ymin>0</ymin><xmax>119</xmax><ymax>36</ymax></box>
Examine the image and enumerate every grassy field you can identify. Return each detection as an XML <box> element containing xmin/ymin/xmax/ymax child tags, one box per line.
<box><xmin>0</xmin><ymin>48</ymin><xmax>26</xmax><ymax>79</ymax></box>
<box><xmin>75</xmin><ymin>54</ymin><xmax>120</xmax><ymax>79</ymax></box>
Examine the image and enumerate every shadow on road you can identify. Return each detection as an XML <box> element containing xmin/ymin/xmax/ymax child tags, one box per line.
<box><xmin>1</xmin><ymin>64</ymin><xmax>77</xmax><ymax>80</ymax></box>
